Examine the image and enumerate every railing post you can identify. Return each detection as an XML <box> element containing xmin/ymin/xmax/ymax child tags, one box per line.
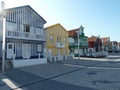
<box><xmin>27</xmin><ymin>54</ymin><xmax>29</xmax><ymax>60</ymax></box>
<box><xmin>13</xmin><ymin>54</ymin><xmax>16</xmax><ymax>62</ymax></box>
<box><xmin>65</xmin><ymin>55</ymin><xmax>67</xmax><ymax>60</ymax></box>
<box><xmin>39</xmin><ymin>53</ymin><xmax>40</xmax><ymax>59</ymax></box>
<box><xmin>13</xmin><ymin>53</ymin><xmax>16</xmax><ymax>67</ymax></box>
<box><xmin>54</xmin><ymin>56</ymin><xmax>56</xmax><ymax>62</ymax></box>
<box><xmin>44</xmin><ymin>48</ymin><xmax>47</xmax><ymax>58</ymax></box>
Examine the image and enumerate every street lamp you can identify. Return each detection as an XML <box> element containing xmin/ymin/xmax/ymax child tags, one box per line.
<box><xmin>1</xmin><ymin>1</ymin><xmax>6</xmax><ymax>73</ymax></box>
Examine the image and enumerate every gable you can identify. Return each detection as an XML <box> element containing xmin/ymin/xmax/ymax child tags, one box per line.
<box><xmin>68</xmin><ymin>27</ymin><xmax>85</xmax><ymax>37</ymax></box>
<box><xmin>56</xmin><ymin>24</ymin><xmax>68</xmax><ymax>33</ymax></box>
<box><xmin>68</xmin><ymin>30</ymin><xmax>77</xmax><ymax>37</ymax></box>
<box><xmin>46</xmin><ymin>23</ymin><xmax>68</xmax><ymax>33</ymax></box>
<box><xmin>27</xmin><ymin>6</ymin><xmax>46</xmax><ymax>24</ymax></box>
<box><xmin>4</xmin><ymin>5</ymin><xmax>46</xmax><ymax>27</ymax></box>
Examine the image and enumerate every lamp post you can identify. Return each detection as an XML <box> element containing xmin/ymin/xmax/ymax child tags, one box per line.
<box><xmin>2</xmin><ymin>17</ymin><xmax>6</xmax><ymax>73</ymax></box>
<box><xmin>1</xmin><ymin>1</ymin><xmax>5</xmax><ymax>73</ymax></box>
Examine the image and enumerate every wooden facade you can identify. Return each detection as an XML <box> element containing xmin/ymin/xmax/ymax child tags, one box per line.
<box><xmin>0</xmin><ymin>5</ymin><xmax>46</xmax><ymax>60</ymax></box>
<box><xmin>45</xmin><ymin>23</ymin><xmax>69</xmax><ymax>61</ymax></box>
<box><xmin>68</xmin><ymin>26</ymin><xmax>88</xmax><ymax>56</ymax></box>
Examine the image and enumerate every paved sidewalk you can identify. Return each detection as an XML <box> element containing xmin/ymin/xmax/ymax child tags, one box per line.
<box><xmin>2</xmin><ymin>62</ymin><xmax>98</xmax><ymax>90</ymax></box>
<box><xmin>4</xmin><ymin>63</ymin><xmax>81</xmax><ymax>90</ymax></box>
<box><xmin>1</xmin><ymin>58</ymin><xmax>120</xmax><ymax>90</ymax></box>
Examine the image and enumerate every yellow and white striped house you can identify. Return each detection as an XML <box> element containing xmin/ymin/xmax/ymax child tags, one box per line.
<box><xmin>45</xmin><ymin>23</ymin><xmax>69</xmax><ymax>62</ymax></box>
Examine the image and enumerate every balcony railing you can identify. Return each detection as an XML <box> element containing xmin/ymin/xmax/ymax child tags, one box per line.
<box><xmin>55</xmin><ymin>42</ymin><xmax>65</xmax><ymax>48</ymax></box>
<box><xmin>69</xmin><ymin>42</ymin><xmax>88</xmax><ymax>46</ymax></box>
<box><xmin>6</xmin><ymin>30</ymin><xmax>46</xmax><ymax>41</ymax></box>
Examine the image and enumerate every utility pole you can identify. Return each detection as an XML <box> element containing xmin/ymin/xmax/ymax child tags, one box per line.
<box><xmin>1</xmin><ymin>1</ymin><xmax>6</xmax><ymax>73</ymax></box>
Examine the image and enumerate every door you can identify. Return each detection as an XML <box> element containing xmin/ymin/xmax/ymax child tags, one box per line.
<box><xmin>22</xmin><ymin>44</ymin><xmax>31</xmax><ymax>59</ymax></box>
<box><xmin>7</xmin><ymin>43</ymin><xmax>14</xmax><ymax>59</ymax></box>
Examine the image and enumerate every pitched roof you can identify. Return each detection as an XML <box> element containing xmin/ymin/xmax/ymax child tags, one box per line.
<box><xmin>88</xmin><ymin>36</ymin><xmax>97</xmax><ymax>42</ymax></box>
<box><xmin>118</xmin><ymin>42</ymin><xmax>120</xmax><ymax>46</ymax></box>
<box><xmin>68</xmin><ymin>28</ymin><xmax>80</xmax><ymax>36</ymax></box>
<box><xmin>101</xmin><ymin>37</ymin><xmax>110</xmax><ymax>42</ymax></box>
<box><xmin>45</xmin><ymin>23</ymin><xmax>68</xmax><ymax>32</ymax></box>
<box><xmin>4</xmin><ymin>5</ymin><xmax>47</xmax><ymax>24</ymax></box>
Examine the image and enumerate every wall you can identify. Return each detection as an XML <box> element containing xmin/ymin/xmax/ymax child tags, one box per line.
<box><xmin>6</xmin><ymin>39</ymin><xmax>44</xmax><ymax>58</ymax></box>
<box><xmin>46</xmin><ymin>24</ymin><xmax>69</xmax><ymax>56</ymax></box>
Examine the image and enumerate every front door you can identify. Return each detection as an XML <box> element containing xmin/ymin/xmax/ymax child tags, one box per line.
<box><xmin>22</xmin><ymin>44</ymin><xmax>31</xmax><ymax>59</ymax></box>
<box><xmin>7</xmin><ymin>43</ymin><xmax>14</xmax><ymax>59</ymax></box>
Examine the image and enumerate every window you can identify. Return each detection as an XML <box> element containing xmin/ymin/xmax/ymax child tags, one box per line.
<box><xmin>14</xmin><ymin>11</ymin><xmax>16</xmax><ymax>22</ymax></box>
<box><xmin>24</xmin><ymin>25</ymin><xmax>30</xmax><ymax>37</ymax></box>
<box><xmin>57</xmin><ymin>36</ymin><xmax>61</xmax><ymax>43</ymax></box>
<box><xmin>37</xmin><ymin>44</ymin><xmax>42</xmax><ymax>52</ymax></box>
<box><xmin>64</xmin><ymin>38</ymin><xmax>67</xmax><ymax>43</ymax></box>
<box><xmin>8</xmin><ymin>44</ymin><xmax>12</xmax><ymax>49</ymax></box>
<box><xmin>24</xmin><ymin>25</ymin><xmax>30</xmax><ymax>32</ymax></box>
<box><xmin>50</xmin><ymin>36</ymin><xmax>53</xmax><ymax>42</ymax></box>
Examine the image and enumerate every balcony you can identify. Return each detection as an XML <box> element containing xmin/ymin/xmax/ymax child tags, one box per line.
<box><xmin>55</xmin><ymin>42</ymin><xmax>65</xmax><ymax>48</ymax></box>
<box><xmin>69</xmin><ymin>42</ymin><xmax>88</xmax><ymax>47</ymax></box>
<box><xmin>6</xmin><ymin>30</ymin><xmax>46</xmax><ymax>41</ymax></box>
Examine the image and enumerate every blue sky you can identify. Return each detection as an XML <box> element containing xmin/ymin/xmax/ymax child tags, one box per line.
<box><xmin>4</xmin><ymin>0</ymin><xmax>120</xmax><ymax>41</ymax></box>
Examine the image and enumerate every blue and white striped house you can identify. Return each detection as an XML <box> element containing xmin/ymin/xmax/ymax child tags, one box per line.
<box><xmin>0</xmin><ymin>5</ymin><xmax>47</xmax><ymax>67</ymax></box>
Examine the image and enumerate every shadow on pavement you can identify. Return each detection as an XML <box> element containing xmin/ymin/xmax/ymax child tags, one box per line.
<box><xmin>26</xmin><ymin>79</ymin><xmax>97</xmax><ymax>90</ymax></box>
<box><xmin>4</xmin><ymin>68</ymin><xmax>98</xmax><ymax>90</ymax></box>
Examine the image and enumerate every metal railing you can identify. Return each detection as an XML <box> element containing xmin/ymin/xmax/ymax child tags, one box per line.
<box><xmin>69</xmin><ymin>42</ymin><xmax>88</xmax><ymax>46</ymax></box>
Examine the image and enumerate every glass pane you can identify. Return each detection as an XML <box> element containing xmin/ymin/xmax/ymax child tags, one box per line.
<box><xmin>9</xmin><ymin>44</ymin><xmax>12</xmax><ymax>49</ymax></box>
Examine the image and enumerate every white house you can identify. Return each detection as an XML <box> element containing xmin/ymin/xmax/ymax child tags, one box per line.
<box><xmin>0</xmin><ymin>5</ymin><xmax>47</xmax><ymax>67</ymax></box>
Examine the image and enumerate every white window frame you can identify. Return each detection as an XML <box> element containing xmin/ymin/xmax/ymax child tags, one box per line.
<box><xmin>50</xmin><ymin>36</ymin><xmax>53</xmax><ymax>42</ymax></box>
<box><xmin>64</xmin><ymin>37</ymin><xmax>67</xmax><ymax>43</ymax></box>
<box><xmin>37</xmin><ymin>44</ymin><xmax>42</xmax><ymax>52</ymax></box>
